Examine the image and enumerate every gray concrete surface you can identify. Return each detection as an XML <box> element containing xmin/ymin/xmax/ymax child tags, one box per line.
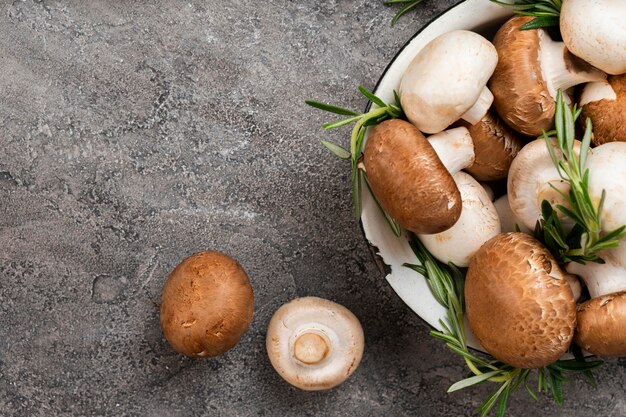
<box><xmin>1</xmin><ymin>1</ymin><xmax>625</xmax><ymax>416</ymax></box>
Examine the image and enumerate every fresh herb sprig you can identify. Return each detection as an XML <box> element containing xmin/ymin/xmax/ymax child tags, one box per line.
<box><xmin>490</xmin><ymin>0</ymin><xmax>562</xmax><ymax>30</ymax></box>
<box><xmin>537</xmin><ymin>91</ymin><xmax>626</xmax><ymax>263</ymax></box>
<box><xmin>306</xmin><ymin>87</ymin><xmax>404</xmax><ymax>235</ymax></box>
<box><xmin>406</xmin><ymin>237</ymin><xmax>603</xmax><ymax>417</ymax></box>
<box><xmin>383</xmin><ymin>0</ymin><xmax>426</xmax><ymax>26</ymax></box>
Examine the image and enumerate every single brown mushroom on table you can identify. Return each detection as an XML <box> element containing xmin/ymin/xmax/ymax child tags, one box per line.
<box><xmin>266</xmin><ymin>297</ymin><xmax>364</xmax><ymax>390</ymax></box>
<box><xmin>580</xmin><ymin>74</ymin><xmax>626</xmax><ymax>146</ymax></box>
<box><xmin>489</xmin><ymin>16</ymin><xmax>606</xmax><ymax>136</ymax></box>
<box><xmin>400</xmin><ymin>30</ymin><xmax>498</xmax><ymax>134</ymax></box>
<box><xmin>465</xmin><ymin>233</ymin><xmax>576</xmax><ymax>369</ymax></box>
<box><xmin>363</xmin><ymin>120</ymin><xmax>474</xmax><ymax>234</ymax></box>
<box><xmin>160</xmin><ymin>251</ymin><xmax>254</xmax><ymax>357</ymax></box>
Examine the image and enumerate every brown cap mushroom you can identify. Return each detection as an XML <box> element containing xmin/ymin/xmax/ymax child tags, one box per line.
<box><xmin>489</xmin><ymin>16</ymin><xmax>606</xmax><ymax>136</ymax></box>
<box><xmin>160</xmin><ymin>251</ymin><xmax>254</xmax><ymax>358</ymax></box>
<box><xmin>363</xmin><ymin>119</ymin><xmax>462</xmax><ymax>234</ymax></box>
<box><xmin>580</xmin><ymin>74</ymin><xmax>626</xmax><ymax>146</ymax></box>
<box><xmin>266</xmin><ymin>297</ymin><xmax>364</xmax><ymax>390</ymax></box>
<box><xmin>575</xmin><ymin>292</ymin><xmax>626</xmax><ymax>357</ymax></box>
<box><xmin>465</xmin><ymin>233</ymin><xmax>576</xmax><ymax>368</ymax></box>
<box><xmin>463</xmin><ymin>110</ymin><xmax>524</xmax><ymax>181</ymax></box>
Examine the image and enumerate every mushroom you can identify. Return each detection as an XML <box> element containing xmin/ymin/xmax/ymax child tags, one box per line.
<box><xmin>585</xmin><ymin>142</ymin><xmax>626</xmax><ymax>231</ymax></box>
<box><xmin>418</xmin><ymin>172</ymin><xmax>500</xmax><ymax>267</ymax></box>
<box><xmin>363</xmin><ymin>120</ymin><xmax>474</xmax><ymax>234</ymax></box>
<box><xmin>160</xmin><ymin>251</ymin><xmax>254</xmax><ymax>357</ymax></box>
<box><xmin>493</xmin><ymin>194</ymin><xmax>531</xmax><ymax>234</ymax></box>
<box><xmin>575</xmin><ymin>292</ymin><xmax>626</xmax><ymax>357</ymax></box>
<box><xmin>560</xmin><ymin>0</ymin><xmax>626</xmax><ymax>75</ymax></box>
<box><xmin>266</xmin><ymin>297</ymin><xmax>364</xmax><ymax>390</ymax></box>
<box><xmin>507</xmin><ymin>138</ymin><xmax>581</xmax><ymax>231</ymax></box>
<box><xmin>465</xmin><ymin>233</ymin><xmax>576</xmax><ymax>368</ymax></box>
<box><xmin>400</xmin><ymin>30</ymin><xmax>498</xmax><ymax>134</ymax></box>
<box><xmin>463</xmin><ymin>110</ymin><xmax>525</xmax><ymax>181</ymax></box>
<box><xmin>580</xmin><ymin>75</ymin><xmax>626</xmax><ymax>146</ymax></box>
<box><xmin>567</xmin><ymin>241</ymin><xmax>626</xmax><ymax>356</ymax></box>
<box><xmin>489</xmin><ymin>16</ymin><xmax>606</xmax><ymax>136</ymax></box>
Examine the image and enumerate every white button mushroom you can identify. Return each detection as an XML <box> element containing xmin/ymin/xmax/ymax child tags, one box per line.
<box><xmin>493</xmin><ymin>194</ymin><xmax>531</xmax><ymax>234</ymax></box>
<box><xmin>560</xmin><ymin>0</ymin><xmax>626</xmax><ymax>75</ymax></box>
<box><xmin>266</xmin><ymin>297</ymin><xmax>364</xmax><ymax>391</ymax></box>
<box><xmin>507</xmin><ymin>138</ymin><xmax>581</xmax><ymax>231</ymax></box>
<box><xmin>586</xmin><ymin>142</ymin><xmax>626</xmax><ymax>231</ymax></box>
<box><xmin>400</xmin><ymin>30</ymin><xmax>498</xmax><ymax>134</ymax></box>
<box><xmin>489</xmin><ymin>16</ymin><xmax>606</xmax><ymax>136</ymax></box>
<box><xmin>418</xmin><ymin>172</ymin><xmax>500</xmax><ymax>267</ymax></box>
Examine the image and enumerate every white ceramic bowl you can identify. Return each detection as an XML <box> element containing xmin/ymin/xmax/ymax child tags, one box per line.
<box><xmin>361</xmin><ymin>0</ymin><xmax>514</xmax><ymax>350</ymax></box>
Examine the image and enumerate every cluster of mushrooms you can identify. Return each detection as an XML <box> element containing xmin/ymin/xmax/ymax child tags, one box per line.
<box><xmin>365</xmin><ymin>2</ymin><xmax>626</xmax><ymax>368</ymax></box>
<box><xmin>159</xmin><ymin>251</ymin><xmax>365</xmax><ymax>390</ymax></box>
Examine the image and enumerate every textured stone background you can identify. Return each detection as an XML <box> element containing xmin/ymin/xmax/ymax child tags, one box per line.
<box><xmin>1</xmin><ymin>1</ymin><xmax>625</xmax><ymax>416</ymax></box>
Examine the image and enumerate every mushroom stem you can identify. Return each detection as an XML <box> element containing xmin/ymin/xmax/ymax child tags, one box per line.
<box><xmin>460</xmin><ymin>87</ymin><xmax>494</xmax><ymax>125</ymax></box>
<box><xmin>427</xmin><ymin>127</ymin><xmax>475</xmax><ymax>174</ymax></box>
<box><xmin>294</xmin><ymin>332</ymin><xmax>330</xmax><ymax>365</ymax></box>
<box><xmin>566</xmin><ymin>243</ymin><xmax>626</xmax><ymax>298</ymax></box>
<box><xmin>540</xmin><ymin>33</ymin><xmax>606</xmax><ymax>101</ymax></box>
<box><xmin>580</xmin><ymin>81</ymin><xmax>617</xmax><ymax>107</ymax></box>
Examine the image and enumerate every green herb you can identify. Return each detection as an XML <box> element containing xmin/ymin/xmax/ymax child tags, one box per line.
<box><xmin>406</xmin><ymin>236</ymin><xmax>603</xmax><ymax>417</ymax></box>
<box><xmin>383</xmin><ymin>0</ymin><xmax>425</xmax><ymax>26</ymax></box>
<box><xmin>536</xmin><ymin>91</ymin><xmax>626</xmax><ymax>264</ymax></box>
<box><xmin>490</xmin><ymin>0</ymin><xmax>562</xmax><ymax>30</ymax></box>
<box><xmin>306</xmin><ymin>87</ymin><xmax>404</xmax><ymax>233</ymax></box>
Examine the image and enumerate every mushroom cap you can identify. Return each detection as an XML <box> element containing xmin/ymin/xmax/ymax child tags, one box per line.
<box><xmin>465</xmin><ymin>233</ymin><xmax>576</xmax><ymax>368</ymax></box>
<box><xmin>464</xmin><ymin>110</ymin><xmax>524</xmax><ymax>181</ymax></box>
<box><xmin>266</xmin><ymin>297</ymin><xmax>364</xmax><ymax>391</ymax></box>
<box><xmin>418</xmin><ymin>172</ymin><xmax>500</xmax><ymax>267</ymax></box>
<box><xmin>507</xmin><ymin>138</ymin><xmax>580</xmax><ymax>231</ymax></box>
<box><xmin>363</xmin><ymin>119</ymin><xmax>462</xmax><ymax>234</ymax></box>
<box><xmin>493</xmin><ymin>194</ymin><xmax>531</xmax><ymax>234</ymax></box>
<box><xmin>575</xmin><ymin>291</ymin><xmax>626</xmax><ymax>357</ymax></box>
<box><xmin>586</xmin><ymin>141</ymin><xmax>626</xmax><ymax>231</ymax></box>
<box><xmin>400</xmin><ymin>30</ymin><xmax>497</xmax><ymax>134</ymax></box>
<box><xmin>560</xmin><ymin>0</ymin><xmax>626</xmax><ymax>75</ymax></box>
<box><xmin>160</xmin><ymin>251</ymin><xmax>254</xmax><ymax>358</ymax></box>
<box><xmin>581</xmin><ymin>75</ymin><xmax>626</xmax><ymax>146</ymax></box>
<box><xmin>489</xmin><ymin>16</ymin><xmax>555</xmax><ymax>136</ymax></box>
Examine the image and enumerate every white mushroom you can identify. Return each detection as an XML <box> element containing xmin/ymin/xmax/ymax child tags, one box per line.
<box><xmin>493</xmin><ymin>194</ymin><xmax>531</xmax><ymax>234</ymax></box>
<box><xmin>567</xmin><ymin>241</ymin><xmax>626</xmax><ymax>299</ymax></box>
<box><xmin>418</xmin><ymin>172</ymin><xmax>500</xmax><ymax>267</ymax></box>
<box><xmin>400</xmin><ymin>30</ymin><xmax>498</xmax><ymax>134</ymax></box>
<box><xmin>586</xmin><ymin>142</ymin><xmax>626</xmax><ymax>231</ymax></box>
<box><xmin>560</xmin><ymin>0</ymin><xmax>626</xmax><ymax>75</ymax></box>
<box><xmin>266</xmin><ymin>297</ymin><xmax>364</xmax><ymax>391</ymax></box>
<box><xmin>507</xmin><ymin>138</ymin><xmax>580</xmax><ymax>231</ymax></box>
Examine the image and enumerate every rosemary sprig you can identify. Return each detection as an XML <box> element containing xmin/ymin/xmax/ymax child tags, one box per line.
<box><xmin>306</xmin><ymin>87</ymin><xmax>404</xmax><ymax>234</ymax></box>
<box><xmin>383</xmin><ymin>0</ymin><xmax>425</xmax><ymax>26</ymax></box>
<box><xmin>538</xmin><ymin>91</ymin><xmax>626</xmax><ymax>263</ymax></box>
<box><xmin>490</xmin><ymin>0</ymin><xmax>562</xmax><ymax>30</ymax></box>
<box><xmin>406</xmin><ymin>236</ymin><xmax>603</xmax><ymax>417</ymax></box>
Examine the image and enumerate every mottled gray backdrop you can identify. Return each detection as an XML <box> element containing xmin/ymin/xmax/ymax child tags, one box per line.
<box><xmin>1</xmin><ymin>1</ymin><xmax>624</xmax><ymax>416</ymax></box>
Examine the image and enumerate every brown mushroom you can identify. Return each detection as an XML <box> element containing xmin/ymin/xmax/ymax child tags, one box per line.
<box><xmin>465</xmin><ymin>233</ymin><xmax>576</xmax><ymax>368</ymax></box>
<box><xmin>160</xmin><ymin>251</ymin><xmax>254</xmax><ymax>358</ymax></box>
<box><xmin>363</xmin><ymin>119</ymin><xmax>461</xmax><ymax>234</ymax></box>
<box><xmin>489</xmin><ymin>16</ymin><xmax>606</xmax><ymax>136</ymax></box>
<box><xmin>580</xmin><ymin>74</ymin><xmax>626</xmax><ymax>146</ymax></box>
<box><xmin>266</xmin><ymin>297</ymin><xmax>364</xmax><ymax>390</ymax></box>
<box><xmin>463</xmin><ymin>110</ymin><xmax>524</xmax><ymax>181</ymax></box>
<box><xmin>576</xmin><ymin>292</ymin><xmax>626</xmax><ymax>357</ymax></box>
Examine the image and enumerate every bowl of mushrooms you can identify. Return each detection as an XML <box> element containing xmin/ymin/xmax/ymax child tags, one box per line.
<box><xmin>310</xmin><ymin>0</ymin><xmax>626</xmax><ymax>413</ymax></box>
